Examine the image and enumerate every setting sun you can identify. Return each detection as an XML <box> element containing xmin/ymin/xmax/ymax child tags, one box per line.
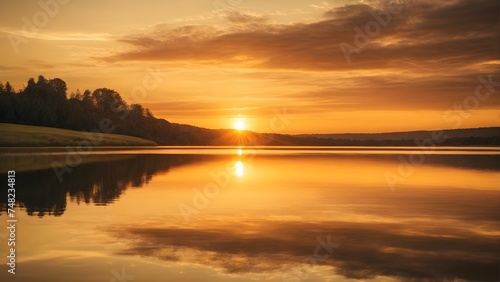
<box><xmin>234</xmin><ymin>118</ymin><xmax>246</xmax><ymax>131</ymax></box>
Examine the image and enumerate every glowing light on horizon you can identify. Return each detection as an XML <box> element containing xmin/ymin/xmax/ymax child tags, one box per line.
<box><xmin>234</xmin><ymin>118</ymin><xmax>246</xmax><ymax>131</ymax></box>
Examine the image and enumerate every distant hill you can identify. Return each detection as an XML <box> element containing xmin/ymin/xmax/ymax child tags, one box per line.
<box><xmin>0</xmin><ymin>123</ymin><xmax>157</xmax><ymax>146</ymax></box>
<box><xmin>0</xmin><ymin>75</ymin><xmax>498</xmax><ymax>147</ymax></box>
<box><xmin>297</xmin><ymin>127</ymin><xmax>500</xmax><ymax>141</ymax></box>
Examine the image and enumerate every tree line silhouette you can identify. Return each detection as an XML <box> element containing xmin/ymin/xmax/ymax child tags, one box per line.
<box><xmin>0</xmin><ymin>75</ymin><xmax>225</xmax><ymax>145</ymax></box>
<box><xmin>0</xmin><ymin>75</ymin><xmax>498</xmax><ymax>146</ymax></box>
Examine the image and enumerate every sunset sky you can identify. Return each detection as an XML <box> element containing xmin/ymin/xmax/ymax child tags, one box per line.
<box><xmin>0</xmin><ymin>0</ymin><xmax>498</xmax><ymax>133</ymax></box>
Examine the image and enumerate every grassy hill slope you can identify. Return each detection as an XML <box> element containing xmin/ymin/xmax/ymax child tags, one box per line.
<box><xmin>0</xmin><ymin>123</ymin><xmax>157</xmax><ymax>146</ymax></box>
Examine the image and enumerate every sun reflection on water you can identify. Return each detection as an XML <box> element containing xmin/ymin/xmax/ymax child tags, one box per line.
<box><xmin>235</xmin><ymin>160</ymin><xmax>244</xmax><ymax>177</ymax></box>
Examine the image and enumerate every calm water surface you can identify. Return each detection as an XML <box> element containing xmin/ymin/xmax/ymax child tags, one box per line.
<box><xmin>0</xmin><ymin>147</ymin><xmax>499</xmax><ymax>282</ymax></box>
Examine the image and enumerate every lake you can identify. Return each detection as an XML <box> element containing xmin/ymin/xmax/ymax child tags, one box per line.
<box><xmin>0</xmin><ymin>146</ymin><xmax>499</xmax><ymax>282</ymax></box>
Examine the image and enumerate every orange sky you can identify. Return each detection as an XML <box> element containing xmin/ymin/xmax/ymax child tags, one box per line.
<box><xmin>0</xmin><ymin>0</ymin><xmax>498</xmax><ymax>133</ymax></box>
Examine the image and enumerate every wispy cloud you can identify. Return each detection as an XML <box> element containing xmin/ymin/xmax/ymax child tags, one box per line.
<box><xmin>101</xmin><ymin>0</ymin><xmax>498</xmax><ymax>120</ymax></box>
<box><xmin>103</xmin><ymin>0</ymin><xmax>498</xmax><ymax>73</ymax></box>
<box><xmin>0</xmin><ymin>28</ymin><xmax>111</xmax><ymax>41</ymax></box>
